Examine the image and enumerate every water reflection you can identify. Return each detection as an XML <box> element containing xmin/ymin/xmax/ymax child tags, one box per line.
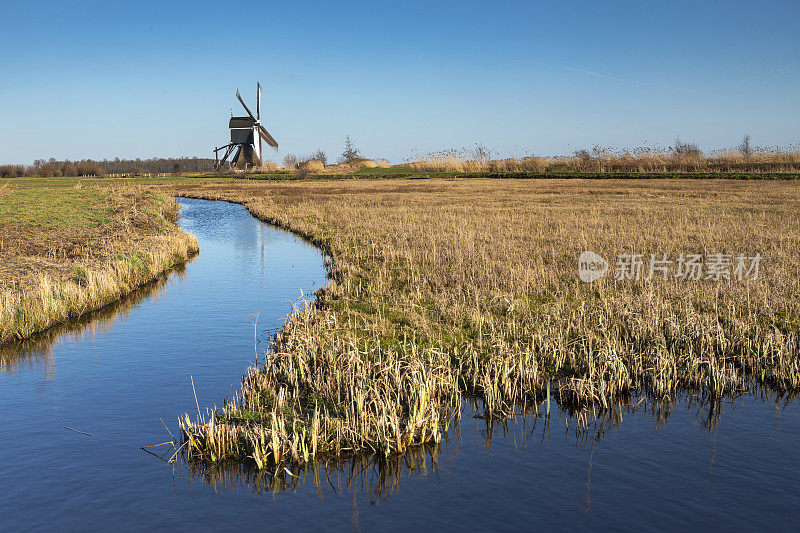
<box><xmin>179</xmin><ymin>389</ymin><xmax>798</xmax><ymax>501</ymax></box>
<box><xmin>0</xmin><ymin>264</ymin><xmax>190</xmax><ymax>376</ymax></box>
<box><xmin>182</xmin><ymin>444</ymin><xmax>442</xmax><ymax>500</ymax></box>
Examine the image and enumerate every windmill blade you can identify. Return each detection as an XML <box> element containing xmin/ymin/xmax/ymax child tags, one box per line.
<box><xmin>236</xmin><ymin>90</ymin><xmax>257</xmax><ymax>122</ymax></box>
<box><xmin>257</xmin><ymin>83</ymin><xmax>261</xmax><ymax>120</ymax></box>
<box><xmin>258</xmin><ymin>125</ymin><xmax>278</xmax><ymax>149</ymax></box>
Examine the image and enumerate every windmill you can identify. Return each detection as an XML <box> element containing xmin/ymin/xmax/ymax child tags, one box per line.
<box><xmin>213</xmin><ymin>83</ymin><xmax>278</xmax><ymax>170</ymax></box>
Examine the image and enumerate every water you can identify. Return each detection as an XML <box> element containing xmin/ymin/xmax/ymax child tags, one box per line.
<box><xmin>1</xmin><ymin>198</ymin><xmax>797</xmax><ymax>531</ymax></box>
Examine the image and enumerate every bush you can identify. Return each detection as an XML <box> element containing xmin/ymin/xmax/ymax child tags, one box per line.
<box><xmin>283</xmin><ymin>154</ymin><xmax>298</xmax><ymax>169</ymax></box>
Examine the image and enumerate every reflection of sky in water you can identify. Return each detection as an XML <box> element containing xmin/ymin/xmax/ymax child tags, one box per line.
<box><xmin>0</xmin><ymin>198</ymin><xmax>797</xmax><ymax>530</ymax></box>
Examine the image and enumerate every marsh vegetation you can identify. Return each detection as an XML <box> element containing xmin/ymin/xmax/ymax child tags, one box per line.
<box><xmin>168</xmin><ymin>178</ymin><xmax>800</xmax><ymax>469</ymax></box>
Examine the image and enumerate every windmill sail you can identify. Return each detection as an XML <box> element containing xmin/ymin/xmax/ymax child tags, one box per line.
<box><xmin>259</xmin><ymin>125</ymin><xmax>278</xmax><ymax>148</ymax></box>
<box><xmin>236</xmin><ymin>90</ymin><xmax>257</xmax><ymax>122</ymax></box>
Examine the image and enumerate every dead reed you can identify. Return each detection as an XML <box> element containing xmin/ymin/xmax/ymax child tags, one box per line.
<box><xmin>167</xmin><ymin>178</ymin><xmax>799</xmax><ymax>469</ymax></box>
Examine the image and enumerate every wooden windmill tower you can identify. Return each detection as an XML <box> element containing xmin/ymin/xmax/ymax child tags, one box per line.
<box><xmin>214</xmin><ymin>83</ymin><xmax>278</xmax><ymax>170</ymax></box>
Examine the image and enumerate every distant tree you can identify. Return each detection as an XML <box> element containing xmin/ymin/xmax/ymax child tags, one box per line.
<box><xmin>310</xmin><ymin>148</ymin><xmax>327</xmax><ymax>166</ymax></box>
<box><xmin>739</xmin><ymin>134</ymin><xmax>752</xmax><ymax>157</ymax></box>
<box><xmin>61</xmin><ymin>162</ymin><xmax>76</xmax><ymax>177</ymax></box>
<box><xmin>671</xmin><ymin>137</ymin><xmax>702</xmax><ymax>157</ymax></box>
<box><xmin>341</xmin><ymin>135</ymin><xmax>360</xmax><ymax>163</ymax></box>
<box><xmin>574</xmin><ymin>149</ymin><xmax>592</xmax><ymax>162</ymax></box>
<box><xmin>74</xmin><ymin>160</ymin><xmax>105</xmax><ymax>177</ymax></box>
<box><xmin>0</xmin><ymin>165</ymin><xmax>24</xmax><ymax>178</ymax></box>
<box><xmin>13</xmin><ymin>156</ymin><xmax>217</xmax><ymax>177</ymax></box>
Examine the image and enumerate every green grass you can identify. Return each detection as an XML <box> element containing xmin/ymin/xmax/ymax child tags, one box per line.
<box><xmin>0</xmin><ymin>179</ymin><xmax>200</xmax><ymax>346</ymax></box>
<box><xmin>0</xmin><ymin>185</ymin><xmax>113</xmax><ymax>228</ymax></box>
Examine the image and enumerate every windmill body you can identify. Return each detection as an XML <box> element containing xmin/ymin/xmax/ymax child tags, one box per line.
<box><xmin>214</xmin><ymin>83</ymin><xmax>277</xmax><ymax>170</ymax></box>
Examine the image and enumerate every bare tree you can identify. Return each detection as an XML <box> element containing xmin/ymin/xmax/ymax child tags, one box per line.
<box><xmin>310</xmin><ymin>149</ymin><xmax>327</xmax><ymax>166</ymax></box>
<box><xmin>672</xmin><ymin>137</ymin><xmax>702</xmax><ymax>157</ymax></box>
<box><xmin>739</xmin><ymin>134</ymin><xmax>752</xmax><ymax>157</ymax></box>
<box><xmin>283</xmin><ymin>154</ymin><xmax>299</xmax><ymax>169</ymax></box>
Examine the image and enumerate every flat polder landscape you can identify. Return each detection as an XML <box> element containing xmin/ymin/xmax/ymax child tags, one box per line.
<box><xmin>3</xmin><ymin>1</ymin><xmax>800</xmax><ymax>529</ymax></box>
<box><xmin>2</xmin><ymin>169</ymin><xmax>799</xmax><ymax>528</ymax></box>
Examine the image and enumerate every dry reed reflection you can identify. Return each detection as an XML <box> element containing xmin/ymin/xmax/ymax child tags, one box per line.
<box><xmin>178</xmin><ymin>389</ymin><xmax>797</xmax><ymax>499</ymax></box>
<box><xmin>0</xmin><ymin>263</ymin><xmax>189</xmax><ymax>375</ymax></box>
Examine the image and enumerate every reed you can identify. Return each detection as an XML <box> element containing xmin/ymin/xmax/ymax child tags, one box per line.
<box><xmin>163</xmin><ymin>178</ymin><xmax>799</xmax><ymax>469</ymax></box>
<box><xmin>407</xmin><ymin>145</ymin><xmax>800</xmax><ymax>174</ymax></box>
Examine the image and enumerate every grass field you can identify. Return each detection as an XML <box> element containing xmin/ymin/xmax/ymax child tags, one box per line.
<box><xmin>0</xmin><ymin>178</ymin><xmax>198</xmax><ymax>345</ymax></box>
<box><xmin>159</xmin><ymin>177</ymin><xmax>800</xmax><ymax>469</ymax></box>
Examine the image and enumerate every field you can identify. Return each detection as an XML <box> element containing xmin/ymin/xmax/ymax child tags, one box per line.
<box><xmin>157</xmin><ymin>178</ymin><xmax>800</xmax><ymax>468</ymax></box>
<box><xmin>3</xmin><ymin>175</ymin><xmax>799</xmax><ymax>470</ymax></box>
<box><xmin>0</xmin><ymin>178</ymin><xmax>198</xmax><ymax>345</ymax></box>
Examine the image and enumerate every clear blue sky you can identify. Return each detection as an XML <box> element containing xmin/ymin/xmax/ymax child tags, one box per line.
<box><xmin>1</xmin><ymin>0</ymin><xmax>798</xmax><ymax>164</ymax></box>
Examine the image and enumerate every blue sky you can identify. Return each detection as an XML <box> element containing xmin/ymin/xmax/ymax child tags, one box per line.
<box><xmin>1</xmin><ymin>0</ymin><xmax>798</xmax><ymax>164</ymax></box>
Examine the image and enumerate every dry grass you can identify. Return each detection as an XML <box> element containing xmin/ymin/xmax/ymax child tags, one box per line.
<box><xmin>311</xmin><ymin>159</ymin><xmax>387</xmax><ymax>174</ymax></box>
<box><xmin>165</xmin><ymin>178</ymin><xmax>800</xmax><ymax>469</ymax></box>
<box><xmin>408</xmin><ymin>146</ymin><xmax>800</xmax><ymax>174</ymax></box>
<box><xmin>260</xmin><ymin>161</ymin><xmax>280</xmax><ymax>172</ymax></box>
<box><xmin>0</xmin><ymin>182</ymin><xmax>198</xmax><ymax>344</ymax></box>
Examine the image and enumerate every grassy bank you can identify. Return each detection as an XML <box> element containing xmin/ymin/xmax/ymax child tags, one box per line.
<box><xmin>167</xmin><ymin>178</ymin><xmax>800</xmax><ymax>469</ymax></box>
<box><xmin>0</xmin><ymin>178</ymin><xmax>198</xmax><ymax>345</ymax></box>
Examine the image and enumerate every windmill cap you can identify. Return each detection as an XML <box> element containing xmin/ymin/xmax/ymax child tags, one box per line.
<box><xmin>229</xmin><ymin>116</ymin><xmax>256</xmax><ymax>128</ymax></box>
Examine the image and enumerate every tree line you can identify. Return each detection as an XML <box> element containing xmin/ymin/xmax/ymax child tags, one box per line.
<box><xmin>1</xmin><ymin>156</ymin><xmax>217</xmax><ymax>178</ymax></box>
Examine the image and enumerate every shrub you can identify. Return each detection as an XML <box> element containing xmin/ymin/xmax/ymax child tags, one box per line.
<box><xmin>283</xmin><ymin>154</ymin><xmax>298</xmax><ymax>169</ymax></box>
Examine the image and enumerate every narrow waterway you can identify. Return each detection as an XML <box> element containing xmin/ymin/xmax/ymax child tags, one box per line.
<box><xmin>1</xmin><ymin>198</ymin><xmax>797</xmax><ymax>531</ymax></box>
